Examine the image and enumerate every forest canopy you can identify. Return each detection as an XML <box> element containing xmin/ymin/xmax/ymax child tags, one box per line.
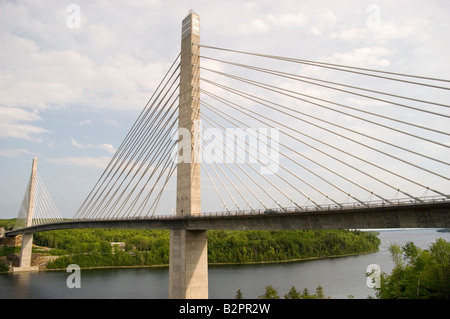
<box><xmin>29</xmin><ymin>228</ymin><xmax>380</xmax><ymax>269</ymax></box>
<box><xmin>376</xmin><ymin>239</ymin><xmax>450</xmax><ymax>299</ymax></box>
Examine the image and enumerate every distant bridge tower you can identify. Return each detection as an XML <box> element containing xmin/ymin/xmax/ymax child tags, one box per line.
<box><xmin>168</xmin><ymin>11</ymin><xmax>208</xmax><ymax>299</ymax></box>
<box><xmin>15</xmin><ymin>157</ymin><xmax>39</xmax><ymax>272</ymax></box>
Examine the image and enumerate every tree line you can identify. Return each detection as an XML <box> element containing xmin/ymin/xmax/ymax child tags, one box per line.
<box><xmin>236</xmin><ymin>285</ymin><xmax>329</xmax><ymax>299</ymax></box>
<box><xmin>375</xmin><ymin>238</ymin><xmax>450</xmax><ymax>299</ymax></box>
<box><xmin>28</xmin><ymin>228</ymin><xmax>380</xmax><ymax>269</ymax></box>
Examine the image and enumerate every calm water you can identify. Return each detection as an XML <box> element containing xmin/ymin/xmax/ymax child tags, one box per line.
<box><xmin>1</xmin><ymin>228</ymin><xmax>448</xmax><ymax>299</ymax></box>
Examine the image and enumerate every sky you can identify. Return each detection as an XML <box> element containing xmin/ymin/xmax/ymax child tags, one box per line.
<box><xmin>1</xmin><ymin>0</ymin><xmax>449</xmax><ymax>219</ymax></box>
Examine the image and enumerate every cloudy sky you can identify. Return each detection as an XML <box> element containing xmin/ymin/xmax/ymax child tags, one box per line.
<box><xmin>1</xmin><ymin>0</ymin><xmax>449</xmax><ymax>219</ymax></box>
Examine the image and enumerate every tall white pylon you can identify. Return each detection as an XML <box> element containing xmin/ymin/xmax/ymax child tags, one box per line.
<box><xmin>13</xmin><ymin>158</ymin><xmax>63</xmax><ymax>271</ymax></box>
<box><xmin>14</xmin><ymin>158</ymin><xmax>63</xmax><ymax>230</ymax></box>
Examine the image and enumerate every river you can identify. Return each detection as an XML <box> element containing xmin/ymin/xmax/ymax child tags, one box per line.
<box><xmin>0</xmin><ymin>228</ymin><xmax>448</xmax><ymax>299</ymax></box>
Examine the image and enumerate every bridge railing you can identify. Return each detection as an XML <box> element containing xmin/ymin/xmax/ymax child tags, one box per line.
<box><xmin>77</xmin><ymin>194</ymin><xmax>448</xmax><ymax>221</ymax></box>
<box><xmin>193</xmin><ymin>195</ymin><xmax>449</xmax><ymax>219</ymax></box>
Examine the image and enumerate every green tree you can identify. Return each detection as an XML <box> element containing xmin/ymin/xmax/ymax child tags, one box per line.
<box><xmin>0</xmin><ymin>259</ymin><xmax>9</xmax><ymax>272</ymax></box>
<box><xmin>429</xmin><ymin>238</ymin><xmax>450</xmax><ymax>298</ymax></box>
<box><xmin>389</xmin><ymin>243</ymin><xmax>404</xmax><ymax>269</ymax></box>
<box><xmin>315</xmin><ymin>285</ymin><xmax>326</xmax><ymax>299</ymax></box>
<box><xmin>284</xmin><ymin>286</ymin><xmax>301</xmax><ymax>299</ymax></box>
<box><xmin>377</xmin><ymin>239</ymin><xmax>450</xmax><ymax>299</ymax></box>
<box><xmin>403</xmin><ymin>242</ymin><xmax>419</xmax><ymax>265</ymax></box>
<box><xmin>300</xmin><ymin>288</ymin><xmax>313</xmax><ymax>299</ymax></box>
<box><xmin>259</xmin><ymin>285</ymin><xmax>280</xmax><ymax>299</ymax></box>
<box><xmin>235</xmin><ymin>289</ymin><xmax>243</xmax><ymax>299</ymax></box>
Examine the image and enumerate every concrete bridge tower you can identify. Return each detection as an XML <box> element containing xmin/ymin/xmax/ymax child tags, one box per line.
<box><xmin>14</xmin><ymin>157</ymin><xmax>39</xmax><ymax>272</ymax></box>
<box><xmin>169</xmin><ymin>11</ymin><xmax>208</xmax><ymax>299</ymax></box>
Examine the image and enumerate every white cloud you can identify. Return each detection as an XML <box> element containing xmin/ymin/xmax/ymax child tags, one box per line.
<box><xmin>98</xmin><ymin>143</ymin><xmax>116</xmax><ymax>154</ymax></box>
<box><xmin>71</xmin><ymin>138</ymin><xmax>85</xmax><ymax>149</ymax></box>
<box><xmin>105</xmin><ymin>120</ymin><xmax>118</xmax><ymax>126</ymax></box>
<box><xmin>326</xmin><ymin>46</ymin><xmax>391</xmax><ymax>68</ymax></box>
<box><xmin>87</xmin><ymin>24</ymin><xmax>117</xmax><ymax>49</ymax></box>
<box><xmin>330</xmin><ymin>27</ymin><xmax>367</xmax><ymax>41</ymax></box>
<box><xmin>374</xmin><ymin>19</ymin><xmax>430</xmax><ymax>43</ymax></box>
<box><xmin>234</xmin><ymin>7</ymin><xmax>336</xmax><ymax>36</ymax></box>
<box><xmin>330</xmin><ymin>17</ymin><xmax>430</xmax><ymax>44</ymax></box>
<box><xmin>0</xmin><ymin>148</ymin><xmax>34</xmax><ymax>158</ymax></box>
<box><xmin>79</xmin><ymin>120</ymin><xmax>92</xmax><ymax>126</ymax></box>
<box><xmin>0</xmin><ymin>33</ymin><xmax>93</xmax><ymax>110</ymax></box>
<box><xmin>237</xmin><ymin>19</ymin><xmax>270</xmax><ymax>35</ymax></box>
<box><xmin>0</xmin><ymin>107</ymin><xmax>48</xmax><ymax>140</ymax></box>
<box><xmin>267</xmin><ymin>12</ymin><xmax>307</xmax><ymax>29</ymax></box>
<box><xmin>70</xmin><ymin>138</ymin><xmax>116</xmax><ymax>154</ymax></box>
<box><xmin>0</xmin><ymin>7</ymin><xmax>172</xmax><ymax>113</ymax></box>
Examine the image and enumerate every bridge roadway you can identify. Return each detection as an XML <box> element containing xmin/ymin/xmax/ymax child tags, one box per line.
<box><xmin>5</xmin><ymin>199</ymin><xmax>450</xmax><ymax>237</ymax></box>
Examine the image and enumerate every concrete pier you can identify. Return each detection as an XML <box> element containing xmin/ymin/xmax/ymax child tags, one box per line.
<box><xmin>169</xmin><ymin>11</ymin><xmax>208</xmax><ymax>299</ymax></box>
<box><xmin>169</xmin><ymin>229</ymin><xmax>208</xmax><ymax>298</ymax></box>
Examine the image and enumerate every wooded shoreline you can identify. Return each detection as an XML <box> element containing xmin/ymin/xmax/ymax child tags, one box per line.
<box><xmin>1</xmin><ymin>219</ymin><xmax>380</xmax><ymax>272</ymax></box>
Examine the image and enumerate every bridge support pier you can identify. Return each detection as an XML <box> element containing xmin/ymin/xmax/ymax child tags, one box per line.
<box><xmin>169</xmin><ymin>229</ymin><xmax>208</xmax><ymax>299</ymax></box>
<box><xmin>12</xmin><ymin>233</ymin><xmax>38</xmax><ymax>272</ymax></box>
<box><xmin>19</xmin><ymin>233</ymin><xmax>34</xmax><ymax>267</ymax></box>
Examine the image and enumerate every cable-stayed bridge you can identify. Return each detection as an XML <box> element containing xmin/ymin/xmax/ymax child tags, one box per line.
<box><xmin>5</xmin><ymin>11</ymin><xmax>450</xmax><ymax>298</ymax></box>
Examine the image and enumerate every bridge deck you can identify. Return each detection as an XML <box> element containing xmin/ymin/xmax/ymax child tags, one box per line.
<box><xmin>5</xmin><ymin>200</ymin><xmax>450</xmax><ymax>237</ymax></box>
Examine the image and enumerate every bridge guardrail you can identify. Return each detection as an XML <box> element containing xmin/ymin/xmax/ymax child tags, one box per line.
<box><xmin>193</xmin><ymin>195</ymin><xmax>449</xmax><ymax>219</ymax></box>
